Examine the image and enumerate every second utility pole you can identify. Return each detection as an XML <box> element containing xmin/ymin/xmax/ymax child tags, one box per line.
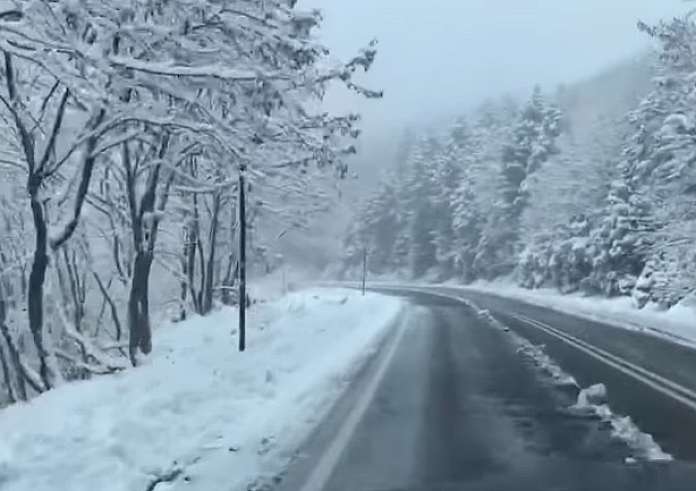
<box><xmin>362</xmin><ymin>247</ymin><xmax>367</xmax><ymax>296</ymax></box>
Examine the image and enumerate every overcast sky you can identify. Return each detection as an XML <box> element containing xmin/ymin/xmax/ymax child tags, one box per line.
<box><xmin>300</xmin><ymin>0</ymin><xmax>686</xmax><ymax>142</ymax></box>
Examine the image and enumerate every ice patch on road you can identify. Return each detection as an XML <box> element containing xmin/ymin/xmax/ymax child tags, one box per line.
<box><xmin>473</xmin><ymin>305</ymin><xmax>672</xmax><ymax>463</ymax></box>
<box><xmin>572</xmin><ymin>384</ymin><xmax>673</xmax><ymax>462</ymax></box>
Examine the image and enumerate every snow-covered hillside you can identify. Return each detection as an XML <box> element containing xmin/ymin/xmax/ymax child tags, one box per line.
<box><xmin>338</xmin><ymin>18</ymin><xmax>696</xmax><ymax>313</ymax></box>
<box><xmin>0</xmin><ymin>289</ymin><xmax>403</xmax><ymax>491</ymax></box>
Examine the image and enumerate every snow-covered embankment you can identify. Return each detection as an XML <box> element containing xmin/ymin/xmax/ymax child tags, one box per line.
<box><xmin>0</xmin><ymin>289</ymin><xmax>403</xmax><ymax>491</ymax></box>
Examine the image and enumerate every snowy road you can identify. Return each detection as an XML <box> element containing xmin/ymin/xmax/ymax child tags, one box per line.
<box><xmin>280</xmin><ymin>288</ymin><xmax>696</xmax><ymax>491</ymax></box>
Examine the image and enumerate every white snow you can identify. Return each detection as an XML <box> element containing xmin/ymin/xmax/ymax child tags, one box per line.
<box><xmin>247</xmin><ymin>265</ymin><xmax>315</xmax><ymax>303</ymax></box>
<box><xmin>0</xmin><ymin>288</ymin><xmax>403</xmax><ymax>491</ymax></box>
<box><xmin>515</xmin><ymin>340</ymin><xmax>579</xmax><ymax>389</ymax></box>
<box><xmin>572</xmin><ymin>384</ymin><xmax>672</xmax><ymax>462</ymax></box>
<box><xmin>474</xmin><ymin>304</ymin><xmax>672</xmax><ymax>463</ymax></box>
<box><xmin>476</xmin><ymin>305</ymin><xmax>579</xmax><ymax>388</ymax></box>
<box><xmin>575</xmin><ymin>382</ymin><xmax>608</xmax><ymax>406</ymax></box>
<box><xmin>460</xmin><ymin>280</ymin><xmax>696</xmax><ymax>348</ymax></box>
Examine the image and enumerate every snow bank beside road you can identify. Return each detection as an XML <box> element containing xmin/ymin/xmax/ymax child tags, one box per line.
<box><xmin>0</xmin><ymin>289</ymin><xmax>403</xmax><ymax>491</ymax></box>
<box><xmin>460</xmin><ymin>281</ymin><xmax>696</xmax><ymax>347</ymax></box>
<box><xmin>571</xmin><ymin>384</ymin><xmax>672</xmax><ymax>463</ymax></box>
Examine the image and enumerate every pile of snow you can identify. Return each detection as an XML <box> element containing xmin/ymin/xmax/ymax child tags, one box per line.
<box><xmin>461</xmin><ymin>280</ymin><xmax>696</xmax><ymax>347</ymax></box>
<box><xmin>471</xmin><ymin>305</ymin><xmax>578</xmax><ymax>388</ymax></box>
<box><xmin>0</xmin><ymin>289</ymin><xmax>403</xmax><ymax>491</ymax></box>
<box><xmin>476</xmin><ymin>308</ymin><xmax>511</xmax><ymax>333</ymax></box>
<box><xmin>473</xmin><ymin>305</ymin><xmax>671</xmax><ymax>463</ymax></box>
<box><xmin>572</xmin><ymin>384</ymin><xmax>672</xmax><ymax>463</ymax></box>
<box><xmin>247</xmin><ymin>265</ymin><xmax>317</xmax><ymax>303</ymax></box>
<box><xmin>514</xmin><ymin>341</ymin><xmax>579</xmax><ymax>388</ymax></box>
<box><xmin>575</xmin><ymin>382</ymin><xmax>608</xmax><ymax>406</ymax></box>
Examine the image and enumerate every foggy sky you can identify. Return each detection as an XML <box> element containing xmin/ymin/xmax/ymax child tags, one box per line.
<box><xmin>301</xmin><ymin>0</ymin><xmax>686</xmax><ymax>144</ymax></box>
<box><xmin>285</xmin><ymin>1</ymin><xmax>690</xmax><ymax>267</ymax></box>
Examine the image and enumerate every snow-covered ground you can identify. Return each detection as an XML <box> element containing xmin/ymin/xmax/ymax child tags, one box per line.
<box><xmin>247</xmin><ymin>265</ymin><xmax>318</xmax><ymax>304</ymax></box>
<box><xmin>451</xmin><ymin>281</ymin><xmax>696</xmax><ymax>348</ymax></box>
<box><xmin>0</xmin><ymin>289</ymin><xmax>403</xmax><ymax>491</ymax></box>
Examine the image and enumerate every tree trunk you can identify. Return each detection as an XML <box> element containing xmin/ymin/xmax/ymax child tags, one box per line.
<box><xmin>0</xmin><ymin>297</ymin><xmax>28</xmax><ymax>400</ymax></box>
<box><xmin>27</xmin><ymin>187</ymin><xmax>51</xmax><ymax>390</ymax></box>
<box><xmin>0</xmin><ymin>289</ymin><xmax>16</xmax><ymax>404</ymax></box>
<box><xmin>186</xmin><ymin>220</ymin><xmax>200</xmax><ymax>314</ymax></box>
<box><xmin>125</xmin><ymin>135</ymin><xmax>172</xmax><ymax>364</ymax></box>
<box><xmin>191</xmin><ymin>194</ymin><xmax>205</xmax><ymax>314</ymax></box>
<box><xmin>63</xmin><ymin>248</ymin><xmax>85</xmax><ymax>332</ymax></box>
<box><xmin>202</xmin><ymin>191</ymin><xmax>221</xmax><ymax>315</ymax></box>
<box><xmin>221</xmin><ymin>197</ymin><xmax>237</xmax><ymax>306</ymax></box>
<box><xmin>179</xmin><ymin>226</ymin><xmax>191</xmax><ymax>322</ymax></box>
<box><xmin>92</xmin><ymin>272</ymin><xmax>122</xmax><ymax>342</ymax></box>
<box><xmin>127</xmin><ymin>252</ymin><xmax>153</xmax><ymax>365</ymax></box>
<box><xmin>0</xmin><ymin>338</ymin><xmax>15</xmax><ymax>404</ymax></box>
<box><xmin>55</xmin><ymin>248</ymin><xmax>88</xmax><ymax>376</ymax></box>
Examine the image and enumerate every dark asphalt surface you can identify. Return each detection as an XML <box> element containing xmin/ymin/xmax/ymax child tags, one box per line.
<box><xmin>280</xmin><ymin>289</ymin><xmax>696</xmax><ymax>491</ymax></box>
<box><xmin>433</xmin><ymin>287</ymin><xmax>696</xmax><ymax>461</ymax></box>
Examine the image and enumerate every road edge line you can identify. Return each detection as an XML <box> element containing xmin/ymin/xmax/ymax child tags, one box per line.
<box><xmin>297</xmin><ymin>309</ymin><xmax>409</xmax><ymax>491</ymax></box>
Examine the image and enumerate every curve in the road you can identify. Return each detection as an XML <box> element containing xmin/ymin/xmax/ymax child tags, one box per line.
<box><xmin>378</xmin><ymin>285</ymin><xmax>696</xmax><ymax>461</ymax></box>
<box><xmin>279</xmin><ymin>289</ymin><xmax>696</xmax><ymax>491</ymax></box>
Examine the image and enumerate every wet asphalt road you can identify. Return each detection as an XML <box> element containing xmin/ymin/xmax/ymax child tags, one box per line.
<box><xmin>280</xmin><ymin>289</ymin><xmax>696</xmax><ymax>491</ymax></box>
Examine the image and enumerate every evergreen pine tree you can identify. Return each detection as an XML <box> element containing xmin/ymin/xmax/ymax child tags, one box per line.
<box><xmin>475</xmin><ymin>87</ymin><xmax>563</xmax><ymax>278</ymax></box>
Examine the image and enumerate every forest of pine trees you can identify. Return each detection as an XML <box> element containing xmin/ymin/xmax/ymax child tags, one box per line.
<box><xmin>341</xmin><ymin>16</ymin><xmax>696</xmax><ymax>311</ymax></box>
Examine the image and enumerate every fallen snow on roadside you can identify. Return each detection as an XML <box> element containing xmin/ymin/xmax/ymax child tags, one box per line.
<box><xmin>461</xmin><ymin>280</ymin><xmax>696</xmax><ymax>347</ymax></box>
<box><xmin>479</xmin><ymin>307</ymin><xmax>580</xmax><ymax>390</ymax></box>
<box><xmin>474</xmin><ymin>304</ymin><xmax>672</xmax><ymax>463</ymax></box>
<box><xmin>0</xmin><ymin>289</ymin><xmax>403</xmax><ymax>491</ymax></box>
<box><xmin>515</xmin><ymin>340</ymin><xmax>579</xmax><ymax>389</ymax></box>
<box><xmin>571</xmin><ymin>384</ymin><xmax>672</xmax><ymax>463</ymax></box>
<box><xmin>247</xmin><ymin>266</ymin><xmax>317</xmax><ymax>303</ymax></box>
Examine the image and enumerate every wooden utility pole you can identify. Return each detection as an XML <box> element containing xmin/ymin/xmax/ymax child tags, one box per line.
<box><xmin>238</xmin><ymin>166</ymin><xmax>247</xmax><ymax>352</ymax></box>
<box><xmin>361</xmin><ymin>247</ymin><xmax>367</xmax><ymax>296</ymax></box>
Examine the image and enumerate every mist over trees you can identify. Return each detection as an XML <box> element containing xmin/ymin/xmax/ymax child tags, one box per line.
<box><xmin>340</xmin><ymin>15</ymin><xmax>696</xmax><ymax>310</ymax></box>
<box><xmin>0</xmin><ymin>1</ymin><xmax>379</xmax><ymax>406</ymax></box>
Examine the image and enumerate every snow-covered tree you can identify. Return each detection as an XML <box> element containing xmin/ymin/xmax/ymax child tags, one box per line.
<box><xmin>450</xmin><ymin>173</ymin><xmax>482</xmax><ymax>282</ymax></box>
<box><xmin>583</xmin><ymin>176</ymin><xmax>654</xmax><ymax>296</ymax></box>
<box><xmin>0</xmin><ymin>0</ymin><xmax>381</xmax><ymax>401</ymax></box>
<box><xmin>500</xmin><ymin>86</ymin><xmax>562</xmax><ymax>225</ymax></box>
<box><xmin>515</xmin><ymin>113</ymin><xmax>627</xmax><ymax>292</ymax></box>
<box><xmin>611</xmin><ymin>16</ymin><xmax>696</xmax><ymax>305</ymax></box>
<box><xmin>341</xmin><ymin>176</ymin><xmax>400</xmax><ymax>275</ymax></box>
<box><xmin>402</xmin><ymin>138</ymin><xmax>441</xmax><ymax>278</ymax></box>
<box><xmin>431</xmin><ymin>118</ymin><xmax>470</xmax><ymax>274</ymax></box>
<box><xmin>474</xmin><ymin>87</ymin><xmax>562</xmax><ymax>278</ymax></box>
